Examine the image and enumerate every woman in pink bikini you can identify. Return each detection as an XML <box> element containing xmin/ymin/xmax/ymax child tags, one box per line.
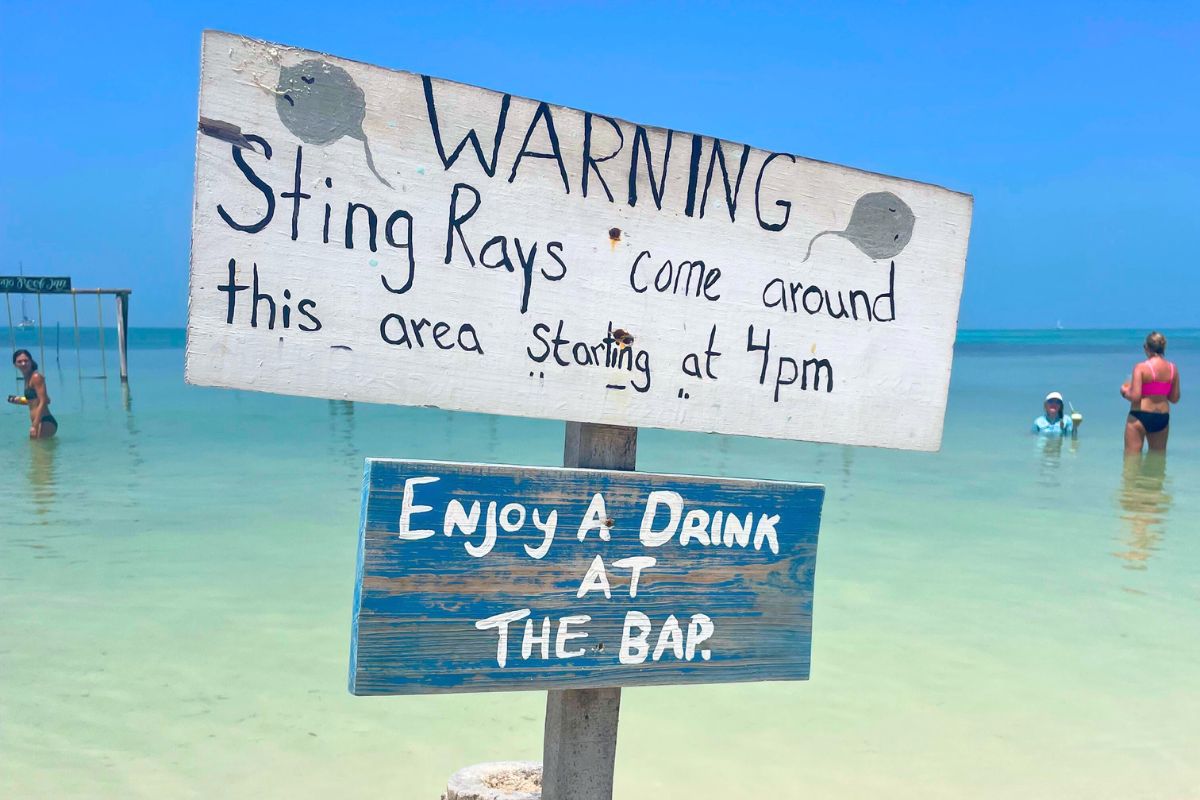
<box><xmin>1121</xmin><ymin>332</ymin><xmax>1181</xmax><ymax>454</ymax></box>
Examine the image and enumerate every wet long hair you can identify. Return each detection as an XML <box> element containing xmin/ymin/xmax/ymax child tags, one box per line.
<box><xmin>12</xmin><ymin>349</ymin><xmax>38</xmax><ymax>372</ymax></box>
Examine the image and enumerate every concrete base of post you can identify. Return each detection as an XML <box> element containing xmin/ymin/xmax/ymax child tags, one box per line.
<box><xmin>443</xmin><ymin>761</ymin><xmax>542</xmax><ymax>800</ymax></box>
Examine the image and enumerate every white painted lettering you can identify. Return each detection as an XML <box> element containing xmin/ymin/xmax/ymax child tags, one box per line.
<box><xmin>619</xmin><ymin>611</ymin><xmax>652</xmax><ymax>665</ymax></box>
<box><xmin>722</xmin><ymin>512</ymin><xmax>753</xmax><ymax>547</ymax></box>
<box><xmin>652</xmin><ymin>614</ymin><xmax>685</xmax><ymax>661</ymax></box>
<box><xmin>640</xmin><ymin>490</ymin><xmax>682</xmax><ymax>546</ymax></box>
<box><xmin>397</xmin><ymin>476</ymin><xmax>439</xmax><ymax>540</ymax></box>
<box><xmin>680</xmin><ymin>509</ymin><xmax>711</xmax><ymax>546</ymax></box>
<box><xmin>475</xmin><ymin>608</ymin><xmax>530</xmax><ymax>668</ymax></box>
<box><xmin>612</xmin><ymin>556</ymin><xmax>656</xmax><ymax>598</ymax></box>
<box><xmin>464</xmin><ymin>500</ymin><xmax>499</xmax><ymax>558</ymax></box>
<box><xmin>576</xmin><ymin>554</ymin><xmax>612</xmax><ymax>599</ymax></box>
<box><xmin>521</xmin><ymin>617</ymin><xmax>552</xmax><ymax>660</ymax></box>
<box><xmin>754</xmin><ymin>513</ymin><xmax>781</xmax><ymax>554</ymax></box>
<box><xmin>686</xmin><ymin>613</ymin><xmax>714</xmax><ymax>661</ymax></box>
<box><xmin>500</xmin><ymin>502</ymin><xmax>527</xmax><ymax>532</ymax></box>
<box><xmin>525</xmin><ymin>508</ymin><xmax>558</xmax><ymax>559</ymax></box>
<box><xmin>556</xmin><ymin>614</ymin><xmax>591</xmax><ymax>658</ymax></box>
<box><xmin>444</xmin><ymin>499</ymin><xmax>480</xmax><ymax>537</ymax></box>
<box><xmin>577</xmin><ymin>493</ymin><xmax>611</xmax><ymax>541</ymax></box>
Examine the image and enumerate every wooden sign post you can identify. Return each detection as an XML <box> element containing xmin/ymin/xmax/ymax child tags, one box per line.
<box><xmin>187</xmin><ymin>30</ymin><xmax>971</xmax><ymax>800</ymax></box>
<box><xmin>548</xmin><ymin>423</ymin><xmax>635</xmax><ymax>800</ymax></box>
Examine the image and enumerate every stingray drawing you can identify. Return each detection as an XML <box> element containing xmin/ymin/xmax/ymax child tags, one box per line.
<box><xmin>275</xmin><ymin>60</ymin><xmax>392</xmax><ymax>188</ymax></box>
<box><xmin>802</xmin><ymin>191</ymin><xmax>915</xmax><ymax>262</ymax></box>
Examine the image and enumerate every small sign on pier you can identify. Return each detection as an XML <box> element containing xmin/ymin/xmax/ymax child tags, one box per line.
<box><xmin>0</xmin><ymin>276</ymin><xmax>72</xmax><ymax>294</ymax></box>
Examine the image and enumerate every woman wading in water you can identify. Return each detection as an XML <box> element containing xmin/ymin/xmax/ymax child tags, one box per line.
<box><xmin>1121</xmin><ymin>332</ymin><xmax>1180</xmax><ymax>454</ymax></box>
<box><xmin>9</xmin><ymin>349</ymin><xmax>57</xmax><ymax>439</ymax></box>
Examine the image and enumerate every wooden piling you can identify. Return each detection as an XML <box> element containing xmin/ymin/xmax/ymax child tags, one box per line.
<box><xmin>115</xmin><ymin>291</ymin><xmax>130</xmax><ymax>382</ymax></box>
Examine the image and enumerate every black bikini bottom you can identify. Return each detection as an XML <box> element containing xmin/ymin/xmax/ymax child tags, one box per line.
<box><xmin>40</xmin><ymin>413</ymin><xmax>58</xmax><ymax>427</ymax></box>
<box><xmin>1129</xmin><ymin>410</ymin><xmax>1169</xmax><ymax>434</ymax></box>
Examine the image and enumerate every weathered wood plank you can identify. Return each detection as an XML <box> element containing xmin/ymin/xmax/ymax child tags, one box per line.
<box><xmin>349</xmin><ymin>459</ymin><xmax>823</xmax><ymax>695</ymax></box>
<box><xmin>188</xmin><ymin>31</ymin><xmax>971</xmax><ymax>451</ymax></box>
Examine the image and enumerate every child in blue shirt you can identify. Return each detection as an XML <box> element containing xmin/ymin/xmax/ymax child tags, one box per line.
<box><xmin>1033</xmin><ymin>391</ymin><xmax>1074</xmax><ymax>435</ymax></box>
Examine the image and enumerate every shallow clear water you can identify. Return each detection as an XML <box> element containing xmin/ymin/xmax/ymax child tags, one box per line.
<box><xmin>2</xmin><ymin>330</ymin><xmax>1197</xmax><ymax>799</ymax></box>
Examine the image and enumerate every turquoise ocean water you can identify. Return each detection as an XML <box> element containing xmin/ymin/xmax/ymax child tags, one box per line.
<box><xmin>2</xmin><ymin>329</ymin><xmax>1197</xmax><ymax>799</ymax></box>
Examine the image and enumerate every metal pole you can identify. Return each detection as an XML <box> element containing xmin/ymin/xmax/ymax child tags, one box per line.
<box><xmin>36</xmin><ymin>292</ymin><xmax>45</xmax><ymax>369</ymax></box>
<box><xmin>4</xmin><ymin>293</ymin><xmax>14</xmax><ymax>355</ymax></box>
<box><xmin>541</xmin><ymin>422</ymin><xmax>636</xmax><ymax>800</ymax></box>
<box><xmin>115</xmin><ymin>292</ymin><xmax>130</xmax><ymax>382</ymax></box>
<box><xmin>96</xmin><ymin>292</ymin><xmax>108</xmax><ymax>380</ymax></box>
<box><xmin>71</xmin><ymin>293</ymin><xmax>82</xmax><ymax>375</ymax></box>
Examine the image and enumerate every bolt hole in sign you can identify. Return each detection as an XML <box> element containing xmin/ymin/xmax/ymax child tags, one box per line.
<box><xmin>187</xmin><ymin>32</ymin><xmax>971</xmax><ymax>452</ymax></box>
<box><xmin>351</xmin><ymin>461</ymin><xmax>822</xmax><ymax>694</ymax></box>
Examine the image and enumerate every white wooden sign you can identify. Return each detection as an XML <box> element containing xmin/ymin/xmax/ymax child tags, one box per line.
<box><xmin>187</xmin><ymin>31</ymin><xmax>972</xmax><ymax>450</ymax></box>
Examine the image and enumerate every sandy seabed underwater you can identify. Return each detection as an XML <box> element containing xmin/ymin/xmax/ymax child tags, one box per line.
<box><xmin>2</xmin><ymin>329</ymin><xmax>1198</xmax><ymax>799</ymax></box>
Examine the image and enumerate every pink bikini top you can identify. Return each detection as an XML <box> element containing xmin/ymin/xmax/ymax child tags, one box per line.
<box><xmin>1142</xmin><ymin>359</ymin><xmax>1175</xmax><ymax>396</ymax></box>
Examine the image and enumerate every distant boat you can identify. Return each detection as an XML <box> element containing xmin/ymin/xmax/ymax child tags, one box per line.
<box><xmin>16</xmin><ymin>261</ymin><xmax>35</xmax><ymax>329</ymax></box>
<box><xmin>1056</xmin><ymin>320</ymin><xmax>1064</xmax><ymax>330</ymax></box>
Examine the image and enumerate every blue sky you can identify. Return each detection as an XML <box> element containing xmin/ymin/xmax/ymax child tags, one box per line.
<box><xmin>1</xmin><ymin>1</ymin><xmax>1196</xmax><ymax>328</ymax></box>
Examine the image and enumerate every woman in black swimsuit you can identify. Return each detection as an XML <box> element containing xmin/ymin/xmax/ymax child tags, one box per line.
<box><xmin>1121</xmin><ymin>332</ymin><xmax>1180</xmax><ymax>454</ymax></box>
<box><xmin>9</xmin><ymin>349</ymin><xmax>57</xmax><ymax>439</ymax></box>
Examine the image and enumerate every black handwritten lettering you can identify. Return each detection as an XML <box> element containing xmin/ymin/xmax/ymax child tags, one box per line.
<box><xmin>280</xmin><ymin>146</ymin><xmax>311</xmax><ymax>240</ymax></box>
<box><xmin>755</xmin><ymin>153</ymin><xmax>794</xmax><ymax>232</ymax></box>
<box><xmin>217</xmin><ymin>135</ymin><xmax>274</xmax><ymax>233</ymax></box>
<box><xmin>699</xmin><ymin>140</ymin><xmax>751</xmax><ymax>222</ymax></box>
<box><xmin>630</xmin><ymin>251</ymin><xmax>721</xmax><ymax>301</ymax></box>
<box><xmin>344</xmin><ymin>203</ymin><xmax>379</xmax><ymax>252</ymax></box>
<box><xmin>509</xmin><ymin>102</ymin><xmax>570</xmax><ymax>195</ymax></box>
<box><xmin>527</xmin><ymin>320</ymin><xmax>651</xmax><ymax>391</ymax></box>
<box><xmin>684</xmin><ymin>134</ymin><xmax>704</xmax><ymax>217</ymax></box>
<box><xmin>873</xmin><ymin>262</ymin><xmax>896</xmax><ymax>322</ymax></box>
<box><xmin>297</xmin><ymin>299</ymin><xmax>321</xmax><ymax>331</ymax></box>
<box><xmin>480</xmin><ymin>235</ymin><xmax>514</xmax><ymax>272</ymax></box>
<box><xmin>761</xmin><ymin>264</ymin><xmax>895</xmax><ymax>324</ymax></box>
<box><xmin>527</xmin><ymin>323</ymin><xmax>552</xmax><ymax>363</ymax></box>
<box><xmin>702</xmin><ymin>325</ymin><xmax>721</xmax><ymax>379</ymax></box>
<box><xmin>629</xmin><ymin>250</ymin><xmax>651</xmax><ymax>294</ymax></box>
<box><xmin>542</xmin><ymin>241</ymin><xmax>567</xmax><ymax>281</ymax></box>
<box><xmin>747</xmin><ymin>324</ymin><xmax>771</xmax><ymax>385</ymax></box>
<box><xmin>380</xmin><ymin>313</ymin><xmax>483</xmax><ymax>354</ymax></box>
<box><xmin>217</xmin><ymin>259</ymin><xmax>249</xmax><ymax>324</ymax></box>
<box><xmin>251</xmin><ymin>264</ymin><xmax>275</xmax><ymax>329</ymax></box>
<box><xmin>582</xmin><ymin>113</ymin><xmax>624</xmax><ymax>202</ymax></box>
<box><xmin>382</xmin><ymin>209</ymin><xmax>416</xmax><ymax>294</ymax></box>
<box><xmin>628</xmin><ymin>126</ymin><xmax>673</xmax><ymax>210</ymax></box>
<box><xmin>513</xmin><ymin>238</ymin><xmax>539</xmax><ymax>314</ymax></box>
<box><xmin>423</xmin><ymin>76</ymin><xmax>510</xmax><ymax>177</ymax></box>
<box><xmin>445</xmin><ymin>183</ymin><xmax>482</xmax><ymax>266</ymax></box>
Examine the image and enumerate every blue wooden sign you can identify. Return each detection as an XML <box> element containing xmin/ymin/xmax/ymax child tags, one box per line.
<box><xmin>350</xmin><ymin>459</ymin><xmax>824</xmax><ymax>695</ymax></box>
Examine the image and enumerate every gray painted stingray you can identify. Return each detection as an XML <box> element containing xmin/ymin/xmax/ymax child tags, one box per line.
<box><xmin>802</xmin><ymin>191</ymin><xmax>915</xmax><ymax>262</ymax></box>
<box><xmin>275</xmin><ymin>60</ymin><xmax>392</xmax><ymax>188</ymax></box>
